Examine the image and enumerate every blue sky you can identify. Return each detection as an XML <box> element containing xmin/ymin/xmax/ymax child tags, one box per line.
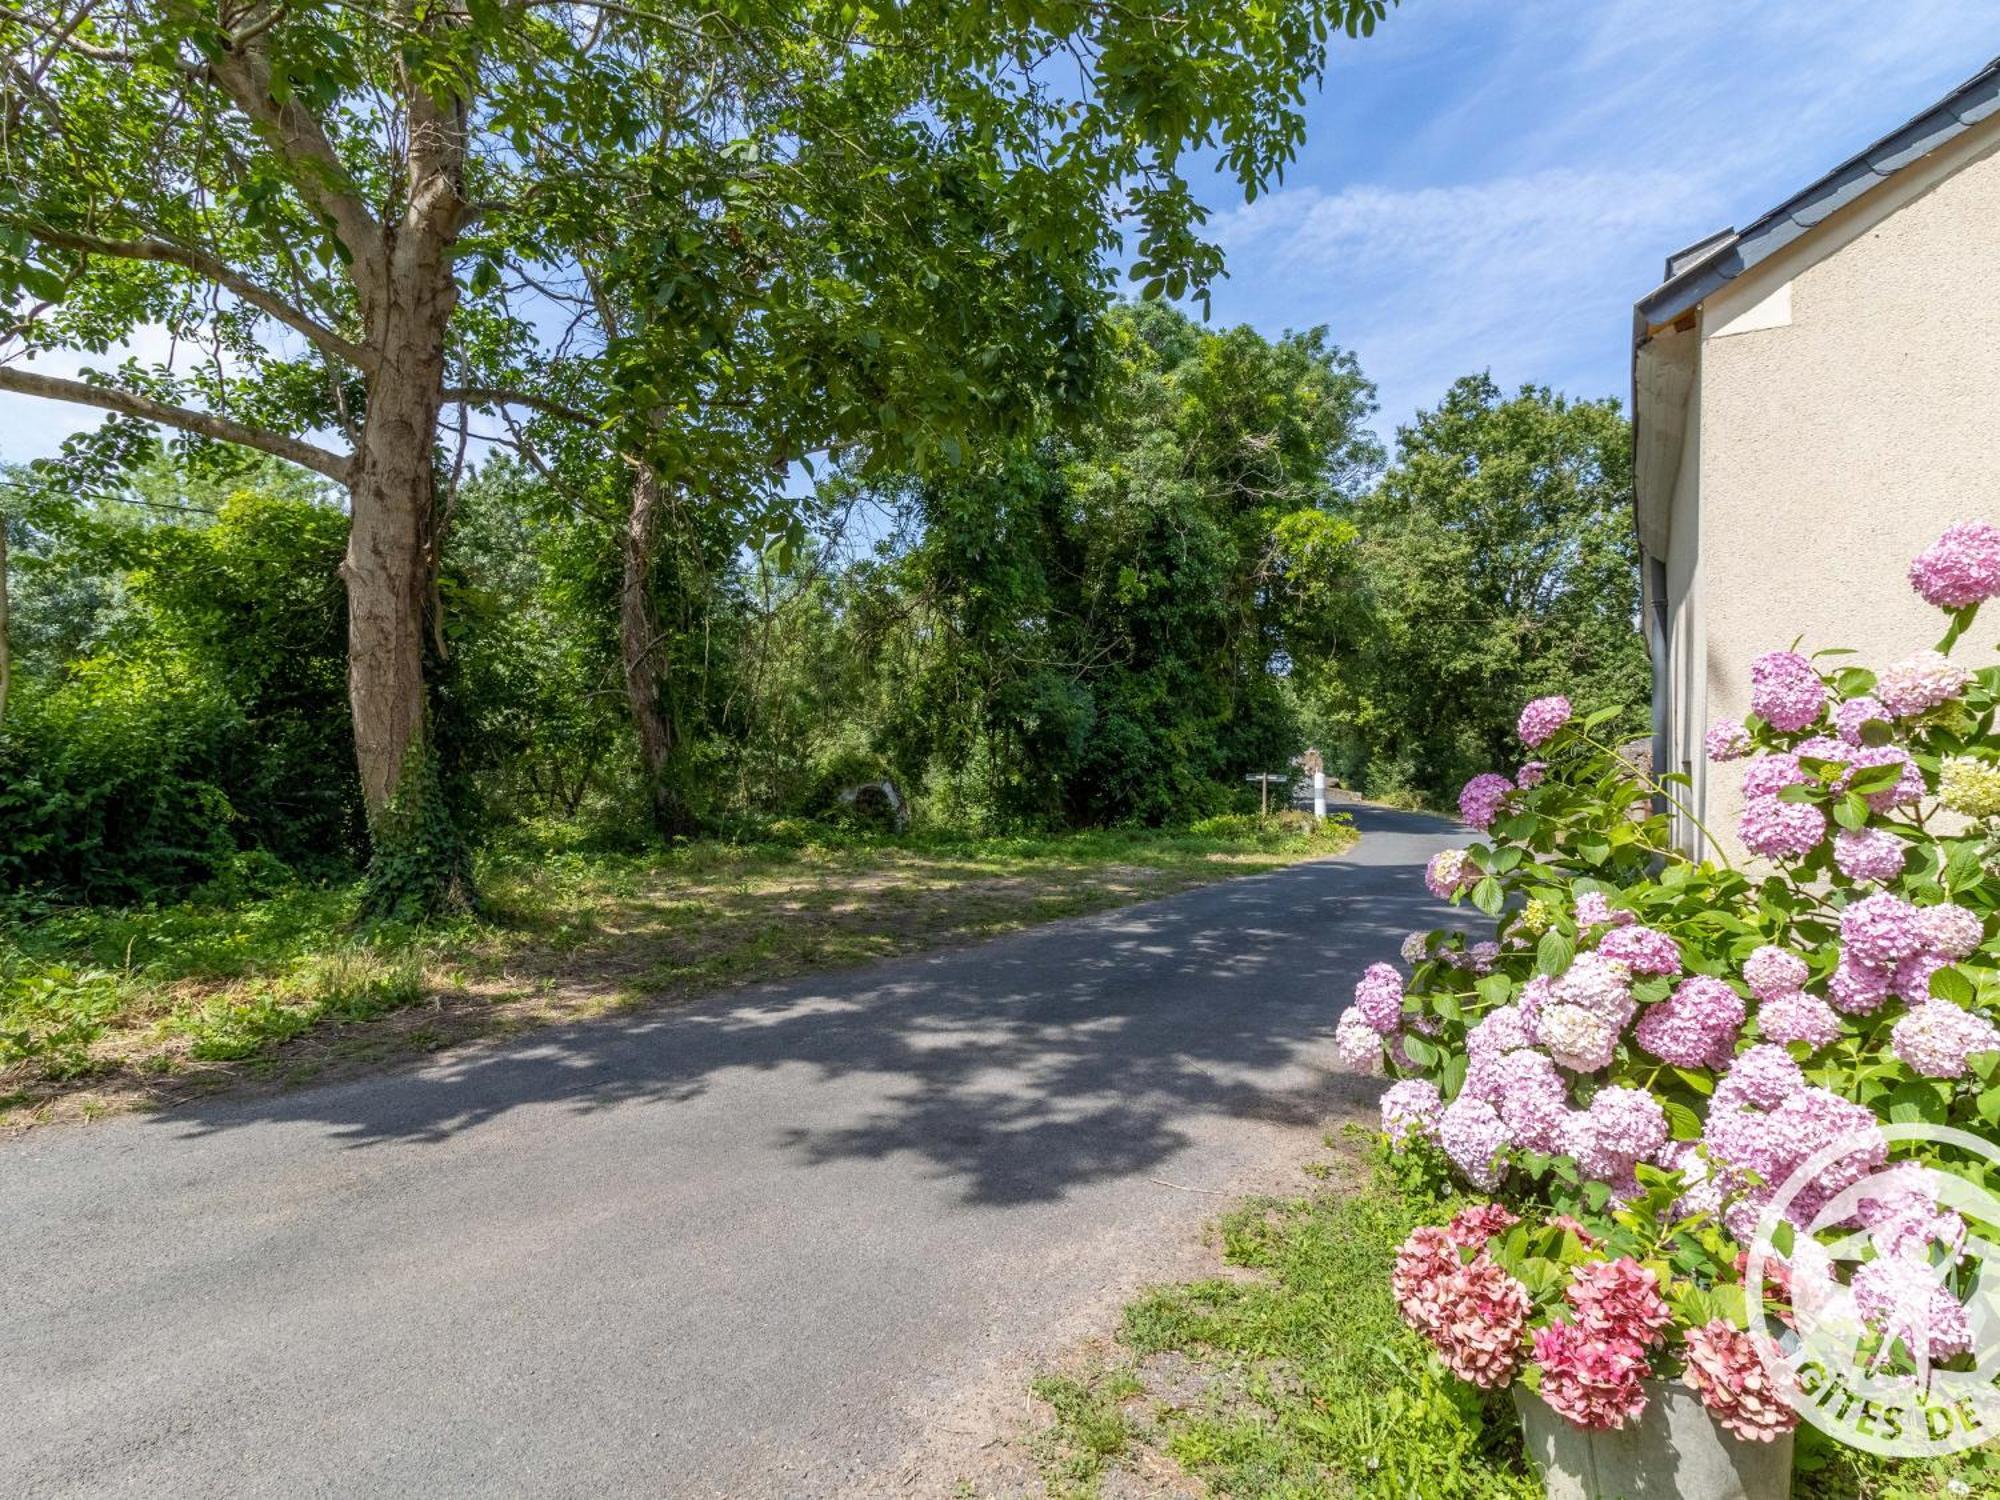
<box><xmin>1186</xmin><ymin>0</ymin><xmax>2000</xmax><ymax>444</ymax></box>
<box><xmin>3</xmin><ymin>3</ymin><xmax>1998</xmax><ymax>466</ymax></box>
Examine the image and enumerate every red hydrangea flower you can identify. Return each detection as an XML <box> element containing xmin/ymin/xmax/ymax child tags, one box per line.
<box><xmin>1680</xmin><ymin>1319</ymin><xmax>1797</xmax><ymax>1442</ymax></box>
<box><xmin>1531</xmin><ymin>1322</ymin><xmax>1651</xmax><ymax>1429</ymax></box>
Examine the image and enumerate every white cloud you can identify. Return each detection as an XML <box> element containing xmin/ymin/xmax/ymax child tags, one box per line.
<box><xmin>1199</xmin><ymin>0</ymin><xmax>2000</xmax><ymax>438</ymax></box>
<box><xmin>1207</xmin><ymin>167</ymin><xmax>1720</xmax><ymax>433</ymax></box>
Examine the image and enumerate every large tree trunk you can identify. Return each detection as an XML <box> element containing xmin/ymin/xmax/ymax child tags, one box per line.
<box><xmin>620</xmin><ymin>466</ymin><xmax>695</xmax><ymax>837</ymax></box>
<box><xmin>345</xmin><ymin>270</ymin><xmax>453</xmax><ymax>822</ymax></box>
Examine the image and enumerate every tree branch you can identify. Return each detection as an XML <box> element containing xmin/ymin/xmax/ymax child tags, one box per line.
<box><xmin>442</xmin><ymin>385</ymin><xmax>599</xmax><ymax>427</ymax></box>
<box><xmin>204</xmin><ymin>42</ymin><xmax>385</xmax><ymax>286</ymax></box>
<box><xmin>0</xmin><ymin>365</ymin><xmax>351</xmax><ymax>481</ymax></box>
<box><xmin>18</xmin><ymin>222</ymin><xmax>372</xmax><ymax>370</ymax></box>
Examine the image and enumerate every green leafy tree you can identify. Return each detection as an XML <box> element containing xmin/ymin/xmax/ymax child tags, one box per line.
<box><xmin>832</xmin><ymin>302</ymin><xmax>1382</xmax><ymax>825</ymax></box>
<box><xmin>1316</xmin><ymin>374</ymin><xmax>1648</xmax><ymax>803</ymax></box>
<box><xmin>0</xmin><ymin>0</ymin><xmax>1398</xmax><ymax>896</ymax></box>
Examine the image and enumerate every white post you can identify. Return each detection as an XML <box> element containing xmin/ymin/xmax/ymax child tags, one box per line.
<box><xmin>1313</xmin><ymin>769</ymin><xmax>1326</xmax><ymax>820</ymax></box>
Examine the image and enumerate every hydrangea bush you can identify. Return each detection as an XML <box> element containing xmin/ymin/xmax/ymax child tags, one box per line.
<box><xmin>1341</xmin><ymin>522</ymin><xmax>2000</xmax><ymax>1444</ymax></box>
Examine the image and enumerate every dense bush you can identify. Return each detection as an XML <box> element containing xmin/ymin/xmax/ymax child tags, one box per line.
<box><xmin>1</xmin><ymin>477</ymin><xmax>360</xmax><ymax>899</ymax></box>
<box><xmin>1337</xmin><ymin>521</ymin><xmax>2000</xmax><ymax>1453</ymax></box>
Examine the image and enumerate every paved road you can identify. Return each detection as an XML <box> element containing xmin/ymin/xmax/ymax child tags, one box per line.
<box><xmin>2</xmin><ymin>806</ymin><xmax>1461</xmax><ymax>1499</ymax></box>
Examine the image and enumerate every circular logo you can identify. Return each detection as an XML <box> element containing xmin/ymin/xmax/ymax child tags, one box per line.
<box><xmin>1745</xmin><ymin>1122</ymin><xmax>2000</xmax><ymax>1457</ymax></box>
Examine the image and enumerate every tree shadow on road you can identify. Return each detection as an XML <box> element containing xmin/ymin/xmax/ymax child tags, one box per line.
<box><xmin>154</xmin><ymin>806</ymin><xmax>1466</xmax><ymax>1207</ymax></box>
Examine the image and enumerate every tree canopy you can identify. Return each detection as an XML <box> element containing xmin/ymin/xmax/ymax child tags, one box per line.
<box><xmin>0</xmin><ymin>0</ymin><xmax>1396</xmax><ymax>910</ymax></box>
<box><xmin>1303</xmin><ymin>373</ymin><xmax>1649</xmax><ymax>801</ymax></box>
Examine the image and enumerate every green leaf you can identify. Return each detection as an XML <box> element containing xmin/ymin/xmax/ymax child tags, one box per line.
<box><xmin>1671</xmin><ymin>1067</ymin><xmax>1715</xmax><ymax>1097</ymax></box>
<box><xmin>1885</xmin><ymin>1080</ymin><xmax>1949</xmax><ymax>1126</ymax></box>
<box><xmin>1471</xmin><ymin>877</ymin><xmax>1504</xmax><ymax>917</ymax></box>
<box><xmin>1931</xmin><ymin>966</ymin><xmax>1975</xmax><ymax>1006</ymax></box>
<box><xmin>1535</xmin><ymin>928</ymin><xmax>1574</xmax><ymax>978</ymax></box>
<box><xmin>1832</xmin><ymin>793</ymin><xmax>1870</xmax><ymax>830</ymax></box>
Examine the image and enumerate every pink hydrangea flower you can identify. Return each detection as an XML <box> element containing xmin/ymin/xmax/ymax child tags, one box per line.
<box><xmin>1438</xmin><ymin>1094</ymin><xmax>1510</xmax><ymax>1191</ymax></box>
<box><xmin>1353</xmin><ymin>962</ymin><xmax>1405</xmax><ymax>1033</ymax></box>
<box><xmin>1741</xmin><ymin>753</ymin><xmax>1805</xmax><ymax>799</ymax></box>
<box><xmin>1469</xmin><ymin>940</ymin><xmax>1502</xmax><ymax>973</ymax></box>
<box><xmin>1333</xmin><ymin>1008</ymin><xmax>1384</xmax><ymax>1074</ymax></box>
<box><xmin>1909</xmin><ymin>520</ymin><xmax>2000</xmax><ymax>609</ymax></box>
<box><xmin>1832</xmin><ymin>827</ymin><xmax>1907</xmax><ymax>884</ymax></box>
<box><xmin>1534</xmin><ymin>954</ymin><xmax>1636</xmax><ymax>1072</ymax></box>
<box><xmin>1425</xmin><ymin>849</ymin><xmax>1477</xmax><ymax>901</ymax></box>
<box><xmin>1918</xmin><ymin>902</ymin><xmax>1984</xmax><ymax>960</ymax></box>
<box><xmin>1491</xmin><ymin>1048</ymin><xmax>1572</xmax><ymax>1155</ymax></box>
<box><xmin>1891</xmin><ymin>1000</ymin><xmax>2000</xmax><ymax>1079</ymax></box>
<box><xmin>1459</xmin><ymin>772</ymin><xmax>1515</xmax><ymax>831</ymax></box>
<box><xmin>1634</xmin><ymin>975</ymin><xmax>1744</xmax><ymax>1069</ymax></box>
<box><xmin>1565</xmin><ymin>1258</ymin><xmax>1672</xmax><ymax>1348</ymax></box>
<box><xmin>1891</xmin><ymin>952</ymin><xmax>1947</xmax><ymax>1005</ymax></box>
<box><xmin>1858</xmin><ymin>1169</ymin><xmax>1968</xmax><ymax>1263</ymax></box>
<box><xmin>1381</xmin><ymin>1078</ymin><xmax>1444</xmax><ymax>1144</ymax></box>
<box><xmin>1795</xmin><ymin>733</ymin><xmax>1852</xmax><ymax>766</ymax></box>
<box><xmin>1742</xmin><ymin>946</ymin><xmax>1808</xmax><ymax>1001</ymax></box>
<box><xmin>1518</xmin><ymin>694</ymin><xmax>1572</xmax><ymax>748</ymax></box>
<box><xmin>1843</xmin><ymin>744</ymin><xmax>1925</xmax><ymax>813</ymax></box>
<box><xmin>1518</xmin><ymin>975</ymin><xmax>1554</xmax><ymax>1029</ymax></box>
<box><xmin>1756</xmin><ymin>991</ymin><xmax>1843</xmax><ymax>1049</ymax></box>
<box><xmin>1400</xmin><ymin>930</ymin><xmax>1429</xmax><ymax>965</ymax></box>
<box><xmin>1447</xmin><ymin>1202</ymin><xmax>1521</xmax><ymax>1247</ymax></box>
<box><xmin>1468</xmin><ymin>1004</ymin><xmax>1533</xmax><ymax>1057</ymax></box>
<box><xmin>1551</xmin><ymin>953</ymin><xmax>1637</xmax><ymax>1025</ymax></box>
<box><xmin>1705</xmin><ymin>720</ymin><xmax>1752</xmax><ymax>761</ymax></box>
<box><xmin>1876</xmin><ymin>649</ymin><xmax>1971</xmax><ymax>718</ymax></box>
<box><xmin>1707</xmin><ymin>1053</ymin><xmax>1886</xmax><ymax>1237</ymax></box>
<box><xmin>1841</xmin><ymin>893</ymin><xmax>1927</xmax><ymax>968</ymax></box>
<box><xmin>1827</xmin><ymin>954</ymin><xmax>1894</xmax><ymax>1015</ymax></box>
<box><xmin>1562</xmin><ymin>1086</ymin><xmax>1667</xmax><ymax>1191</ymax></box>
<box><xmin>1681</xmin><ymin>1320</ymin><xmax>1797</xmax><ymax>1442</ymax></box>
<box><xmin>1596</xmin><ymin>925</ymin><xmax>1682</xmax><ymax>976</ymax></box>
<box><xmin>1851</xmin><ymin>1255</ymin><xmax>1974</xmax><ymax>1361</ymax></box>
<box><xmin>1536</xmin><ymin>1004</ymin><xmax>1619</xmax><ymax>1073</ymax></box>
<box><xmin>1833</xmin><ymin>695</ymin><xmax>1891</xmax><ymax>746</ymax></box>
<box><xmin>1532</xmin><ymin>1323</ymin><xmax>1650</xmax><ymax>1430</ymax></box>
<box><xmin>1516</xmin><ymin>760</ymin><xmax>1547</xmax><ymax>789</ymax></box>
<box><xmin>1738</xmin><ymin>795</ymin><xmax>1826</xmax><ymax>859</ymax></box>
<box><xmin>1750</xmin><ymin>651</ymin><xmax>1825</xmax><ymax>732</ymax></box>
<box><xmin>1573</xmin><ymin>891</ymin><xmax>1632</xmax><ymax>929</ymax></box>
<box><xmin>1715</xmin><ymin>1044</ymin><xmax>1806</xmax><ymax>1110</ymax></box>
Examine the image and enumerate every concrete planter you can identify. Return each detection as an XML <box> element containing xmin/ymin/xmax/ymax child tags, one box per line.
<box><xmin>1514</xmin><ymin>1381</ymin><xmax>1792</xmax><ymax>1500</ymax></box>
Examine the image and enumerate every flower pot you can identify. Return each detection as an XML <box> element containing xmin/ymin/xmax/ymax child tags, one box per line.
<box><xmin>1513</xmin><ymin>1381</ymin><xmax>1792</xmax><ymax>1500</ymax></box>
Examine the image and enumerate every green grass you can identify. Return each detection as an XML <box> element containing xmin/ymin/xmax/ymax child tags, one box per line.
<box><xmin>0</xmin><ymin>813</ymin><xmax>1355</xmax><ymax>1124</ymax></box>
<box><xmin>1024</xmin><ymin>1135</ymin><xmax>2000</xmax><ymax>1499</ymax></box>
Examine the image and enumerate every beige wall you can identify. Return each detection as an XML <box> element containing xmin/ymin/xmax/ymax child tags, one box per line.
<box><xmin>1677</xmin><ymin>116</ymin><xmax>2000</xmax><ymax>861</ymax></box>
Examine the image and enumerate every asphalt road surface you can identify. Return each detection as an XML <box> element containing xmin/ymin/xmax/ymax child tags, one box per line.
<box><xmin>2</xmin><ymin>805</ymin><xmax>1461</xmax><ymax>1499</ymax></box>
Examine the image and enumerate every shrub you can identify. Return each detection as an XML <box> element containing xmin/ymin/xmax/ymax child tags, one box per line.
<box><xmin>1336</xmin><ymin>522</ymin><xmax>2000</xmax><ymax>1451</ymax></box>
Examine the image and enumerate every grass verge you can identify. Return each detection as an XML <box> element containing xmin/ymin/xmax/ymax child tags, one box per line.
<box><xmin>1025</xmin><ymin>1132</ymin><xmax>2000</xmax><ymax>1500</ymax></box>
<box><xmin>0</xmin><ymin>815</ymin><xmax>1354</xmax><ymax>1128</ymax></box>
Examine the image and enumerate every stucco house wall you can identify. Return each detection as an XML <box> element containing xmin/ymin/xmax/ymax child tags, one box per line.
<box><xmin>1639</xmin><ymin>102</ymin><xmax>2000</xmax><ymax>861</ymax></box>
